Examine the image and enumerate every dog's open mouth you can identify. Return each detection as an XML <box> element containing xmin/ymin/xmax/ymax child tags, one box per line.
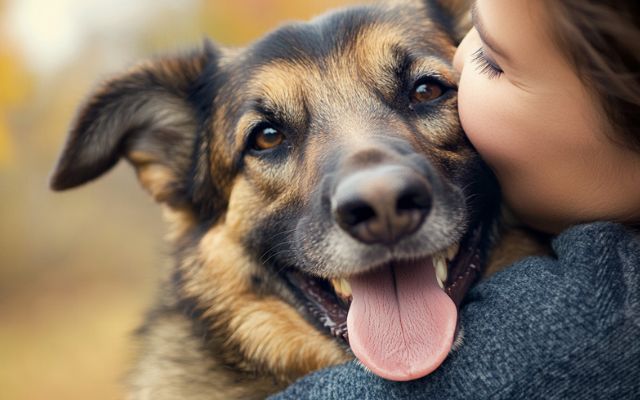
<box><xmin>283</xmin><ymin>223</ymin><xmax>486</xmax><ymax>381</ymax></box>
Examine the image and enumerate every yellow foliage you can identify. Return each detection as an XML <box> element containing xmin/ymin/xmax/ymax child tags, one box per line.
<box><xmin>0</xmin><ymin>112</ymin><xmax>14</xmax><ymax>168</ymax></box>
<box><xmin>0</xmin><ymin>39</ymin><xmax>30</xmax><ymax>168</ymax></box>
<box><xmin>0</xmin><ymin>47</ymin><xmax>31</xmax><ymax>106</ymax></box>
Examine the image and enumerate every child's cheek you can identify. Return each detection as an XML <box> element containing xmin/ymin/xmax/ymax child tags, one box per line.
<box><xmin>458</xmin><ymin>71</ymin><xmax>512</xmax><ymax>173</ymax></box>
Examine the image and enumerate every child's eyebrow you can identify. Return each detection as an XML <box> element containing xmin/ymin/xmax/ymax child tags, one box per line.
<box><xmin>471</xmin><ymin>2</ymin><xmax>512</xmax><ymax>62</ymax></box>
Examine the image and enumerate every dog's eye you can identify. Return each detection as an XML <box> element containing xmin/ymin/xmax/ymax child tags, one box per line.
<box><xmin>251</xmin><ymin>125</ymin><xmax>285</xmax><ymax>151</ymax></box>
<box><xmin>410</xmin><ymin>78</ymin><xmax>445</xmax><ymax>104</ymax></box>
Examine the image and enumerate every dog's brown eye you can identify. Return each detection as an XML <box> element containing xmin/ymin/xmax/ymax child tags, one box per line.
<box><xmin>253</xmin><ymin>126</ymin><xmax>284</xmax><ymax>151</ymax></box>
<box><xmin>410</xmin><ymin>79</ymin><xmax>444</xmax><ymax>104</ymax></box>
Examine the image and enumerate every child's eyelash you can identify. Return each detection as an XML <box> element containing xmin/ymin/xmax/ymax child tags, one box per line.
<box><xmin>471</xmin><ymin>48</ymin><xmax>504</xmax><ymax>79</ymax></box>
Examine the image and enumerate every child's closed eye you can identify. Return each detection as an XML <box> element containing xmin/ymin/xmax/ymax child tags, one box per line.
<box><xmin>471</xmin><ymin>48</ymin><xmax>504</xmax><ymax>79</ymax></box>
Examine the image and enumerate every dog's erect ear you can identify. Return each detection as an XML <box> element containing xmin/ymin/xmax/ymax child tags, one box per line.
<box><xmin>50</xmin><ymin>41</ymin><xmax>218</xmax><ymax>207</ymax></box>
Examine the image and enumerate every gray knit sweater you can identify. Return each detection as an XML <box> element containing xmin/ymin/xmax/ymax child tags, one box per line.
<box><xmin>270</xmin><ymin>222</ymin><xmax>640</xmax><ymax>399</ymax></box>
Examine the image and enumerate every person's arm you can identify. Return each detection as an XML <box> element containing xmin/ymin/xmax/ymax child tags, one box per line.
<box><xmin>269</xmin><ymin>222</ymin><xmax>640</xmax><ymax>400</ymax></box>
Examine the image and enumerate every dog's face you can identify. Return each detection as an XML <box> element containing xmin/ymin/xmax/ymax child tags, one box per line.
<box><xmin>51</xmin><ymin>0</ymin><xmax>496</xmax><ymax>384</ymax></box>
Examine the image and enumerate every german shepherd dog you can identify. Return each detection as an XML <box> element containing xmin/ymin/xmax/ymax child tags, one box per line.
<box><xmin>49</xmin><ymin>0</ymin><xmax>534</xmax><ymax>398</ymax></box>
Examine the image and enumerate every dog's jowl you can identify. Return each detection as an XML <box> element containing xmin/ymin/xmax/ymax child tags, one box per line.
<box><xmin>50</xmin><ymin>0</ymin><xmax>503</xmax><ymax>398</ymax></box>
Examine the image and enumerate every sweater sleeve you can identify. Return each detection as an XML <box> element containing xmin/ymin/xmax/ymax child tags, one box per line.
<box><xmin>269</xmin><ymin>222</ymin><xmax>640</xmax><ymax>400</ymax></box>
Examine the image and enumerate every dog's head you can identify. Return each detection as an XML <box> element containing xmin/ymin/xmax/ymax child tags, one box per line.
<box><xmin>51</xmin><ymin>0</ymin><xmax>497</xmax><ymax>383</ymax></box>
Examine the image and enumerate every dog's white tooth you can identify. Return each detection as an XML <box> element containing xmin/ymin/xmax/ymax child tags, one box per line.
<box><xmin>341</xmin><ymin>279</ymin><xmax>352</xmax><ymax>296</ymax></box>
<box><xmin>330</xmin><ymin>278</ymin><xmax>341</xmax><ymax>293</ymax></box>
<box><xmin>436</xmin><ymin>275</ymin><xmax>445</xmax><ymax>289</ymax></box>
<box><xmin>431</xmin><ymin>255</ymin><xmax>440</xmax><ymax>271</ymax></box>
<box><xmin>434</xmin><ymin>256</ymin><xmax>448</xmax><ymax>284</ymax></box>
<box><xmin>447</xmin><ymin>243</ymin><xmax>460</xmax><ymax>261</ymax></box>
<box><xmin>331</xmin><ymin>278</ymin><xmax>352</xmax><ymax>298</ymax></box>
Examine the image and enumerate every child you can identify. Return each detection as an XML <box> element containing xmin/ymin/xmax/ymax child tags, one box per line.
<box><xmin>454</xmin><ymin>0</ymin><xmax>640</xmax><ymax>234</ymax></box>
<box><xmin>271</xmin><ymin>0</ymin><xmax>640</xmax><ymax>398</ymax></box>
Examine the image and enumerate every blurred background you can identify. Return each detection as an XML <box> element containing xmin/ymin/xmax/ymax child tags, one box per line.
<box><xmin>0</xmin><ymin>1</ymin><xmax>366</xmax><ymax>398</ymax></box>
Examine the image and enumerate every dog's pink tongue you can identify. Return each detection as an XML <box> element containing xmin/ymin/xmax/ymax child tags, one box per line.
<box><xmin>347</xmin><ymin>260</ymin><xmax>457</xmax><ymax>381</ymax></box>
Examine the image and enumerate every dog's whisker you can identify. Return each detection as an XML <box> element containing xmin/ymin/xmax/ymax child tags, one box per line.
<box><xmin>259</xmin><ymin>241</ymin><xmax>297</xmax><ymax>266</ymax></box>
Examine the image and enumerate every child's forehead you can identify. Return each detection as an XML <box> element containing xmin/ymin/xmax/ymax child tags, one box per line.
<box><xmin>473</xmin><ymin>0</ymin><xmax>562</xmax><ymax>72</ymax></box>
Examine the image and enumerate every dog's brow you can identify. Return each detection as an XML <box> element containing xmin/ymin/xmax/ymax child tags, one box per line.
<box><xmin>255</xmin><ymin>98</ymin><xmax>305</xmax><ymax>128</ymax></box>
<box><xmin>390</xmin><ymin>46</ymin><xmax>413</xmax><ymax>79</ymax></box>
<box><xmin>388</xmin><ymin>47</ymin><xmax>454</xmax><ymax>87</ymax></box>
<box><xmin>246</xmin><ymin>63</ymin><xmax>310</xmax><ymax>128</ymax></box>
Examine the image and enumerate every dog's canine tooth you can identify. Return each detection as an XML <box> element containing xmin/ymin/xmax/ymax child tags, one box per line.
<box><xmin>341</xmin><ymin>279</ymin><xmax>352</xmax><ymax>297</ymax></box>
<box><xmin>446</xmin><ymin>243</ymin><xmax>460</xmax><ymax>261</ymax></box>
<box><xmin>433</xmin><ymin>255</ymin><xmax>448</xmax><ymax>286</ymax></box>
<box><xmin>330</xmin><ymin>278</ymin><xmax>340</xmax><ymax>292</ymax></box>
<box><xmin>331</xmin><ymin>278</ymin><xmax>352</xmax><ymax>299</ymax></box>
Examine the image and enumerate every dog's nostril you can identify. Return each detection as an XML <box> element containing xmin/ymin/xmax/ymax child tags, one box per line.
<box><xmin>336</xmin><ymin>200</ymin><xmax>376</xmax><ymax>227</ymax></box>
<box><xmin>332</xmin><ymin>165</ymin><xmax>433</xmax><ymax>245</ymax></box>
<box><xmin>396</xmin><ymin>188</ymin><xmax>432</xmax><ymax>214</ymax></box>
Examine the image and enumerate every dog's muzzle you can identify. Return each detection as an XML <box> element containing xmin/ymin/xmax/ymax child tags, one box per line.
<box><xmin>283</xmin><ymin>142</ymin><xmax>494</xmax><ymax>382</ymax></box>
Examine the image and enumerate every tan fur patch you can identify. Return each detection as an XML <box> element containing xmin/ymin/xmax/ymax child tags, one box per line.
<box><xmin>180</xmin><ymin>223</ymin><xmax>350</xmax><ymax>382</ymax></box>
<box><xmin>247</xmin><ymin>64</ymin><xmax>310</xmax><ymax>126</ymax></box>
<box><xmin>129</xmin><ymin>152</ymin><xmax>175</xmax><ymax>202</ymax></box>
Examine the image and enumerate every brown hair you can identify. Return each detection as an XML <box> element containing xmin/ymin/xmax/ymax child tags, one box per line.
<box><xmin>543</xmin><ymin>0</ymin><xmax>640</xmax><ymax>151</ymax></box>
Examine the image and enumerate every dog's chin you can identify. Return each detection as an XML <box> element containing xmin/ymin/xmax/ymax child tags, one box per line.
<box><xmin>282</xmin><ymin>220</ymin><xmax>489</xmax><ymax>381</ymax></box>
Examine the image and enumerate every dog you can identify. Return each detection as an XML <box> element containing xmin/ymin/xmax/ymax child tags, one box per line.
<box><xmin>50</xmin><ymin>0</ymin><xmax>545</xmax><ymax>398</ymax></box>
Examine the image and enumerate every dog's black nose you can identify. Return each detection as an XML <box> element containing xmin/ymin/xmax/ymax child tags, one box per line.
<box><xmin>332</xmin><ymin>165</ymin><xmax>432</xmax><ymax>245</ymax></box>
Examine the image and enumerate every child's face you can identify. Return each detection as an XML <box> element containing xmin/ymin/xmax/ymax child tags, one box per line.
<box><xmin>453</xmin><ymin>0</ymin><xmax>640</xmax><ymax>233</ymax></box>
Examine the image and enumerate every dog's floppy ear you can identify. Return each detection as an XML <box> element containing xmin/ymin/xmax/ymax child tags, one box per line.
<box><xmin>428</xmin><ymin>0</ymin><xmax>472</xmax><ymax>44</ymax></box>
<box><xmin>50</xmin><ymin>41</ymin><xmax>218</xmax><ymax>207</ymax></box>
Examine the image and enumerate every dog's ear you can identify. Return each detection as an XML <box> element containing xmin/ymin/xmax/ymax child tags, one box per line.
<box><xmin>50</xmin><ymin>41</ymin><xmax>219</xmax><ymax>208</ymax></box>
<box><xmin>427</xmin><ymin>0</ymin><xmax>472</xmax><ymax>44</ymax></box>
